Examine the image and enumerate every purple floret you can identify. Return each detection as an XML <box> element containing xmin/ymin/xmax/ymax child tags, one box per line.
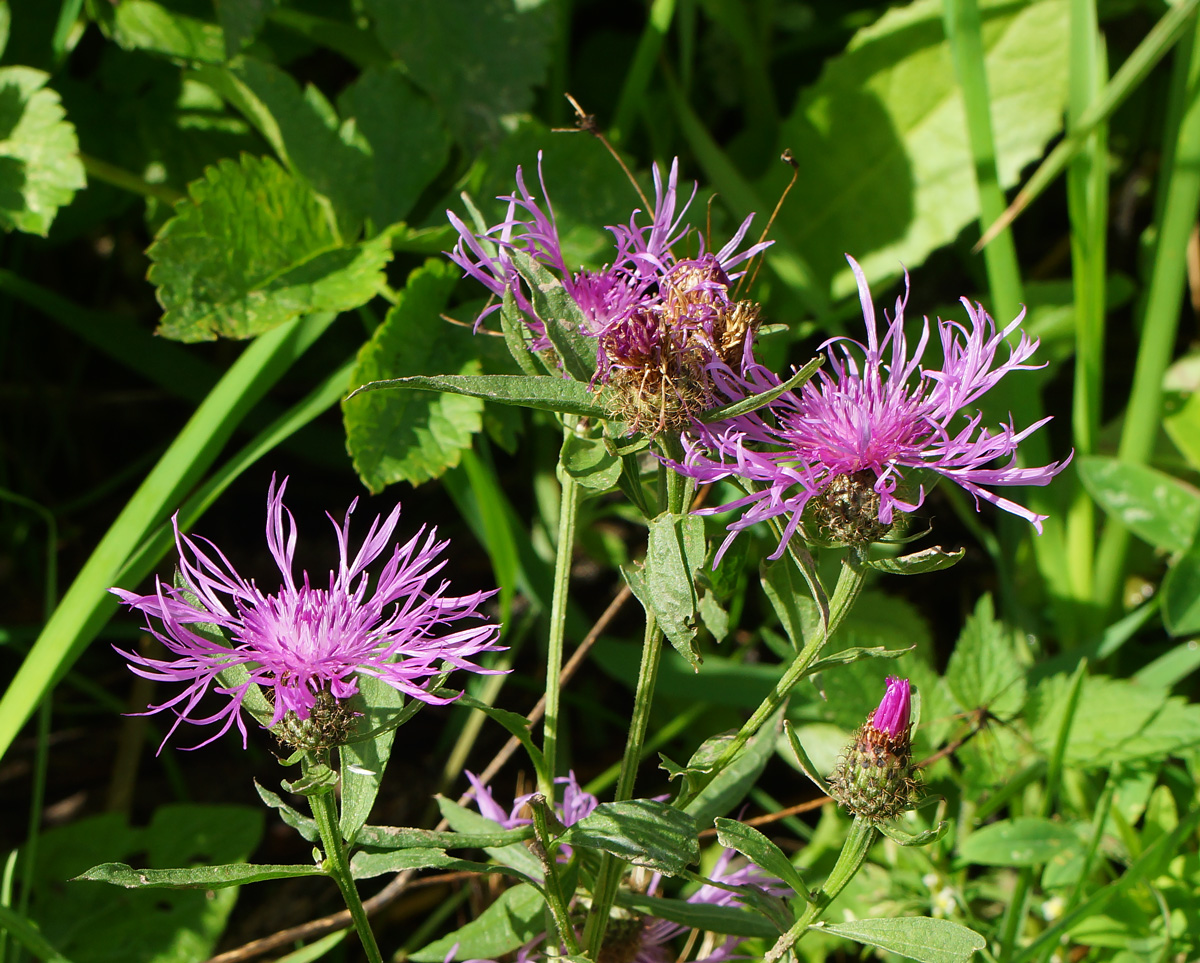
<box><xmin>112</xmin><ymin>476</ymin><xmax>502</xmax><ymax>751</ymax></box>
<box><xmin>678</xmin><ymin>255</ymin><xmax>1071</xmax><ymax>559</ymax></box>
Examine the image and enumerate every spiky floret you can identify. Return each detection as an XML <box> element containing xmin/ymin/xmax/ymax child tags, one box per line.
<box><xmin>447</xmin><ymin>155</ymin><xmax>770</xmax><ymax>433</ymax></box>
<box><xmin>828</xmin><ymin>676</ymin><xmax>919</xmax><ymax>822</ymax></box>
<box><xmin>676</xmin><ymin>255</ymin><xmax>1072</xmax><ymax>560</ymax></box>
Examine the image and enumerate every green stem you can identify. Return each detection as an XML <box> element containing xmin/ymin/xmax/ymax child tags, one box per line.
<box><xmin>530</xmin><ymin>796</ymin><xmax>583</xmax><ymax>956</ymax></box>
<box><xmin>310</xmin><ymin>783</ymin><xmax>383</xmax><ymax>963</ymax></box>
<box><xmin>80</xmin><ymin>153</ymin><xmax>184</xmax><ymax>205</ymax></box>
<box><xmin>1094</xmin><ymin>10</ymin><xmax>1200</xmax><ymax>611</ymax></box>
<box><xmin>766</xmin><ymin>817</ymin><xmax>878</xmax><ymax>962</ymax></box>
<box><xmin>689</xmin><ymin>550</ymin><xmax>867</xmax><ymax>804</ymax></box>
<box><xmin>543</xmin><ymin>427</ymin><xmax>584</xmax><ymax>801</ymax></box>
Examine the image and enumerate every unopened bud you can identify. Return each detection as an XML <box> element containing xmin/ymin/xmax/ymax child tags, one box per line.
<box><xmin>828</xmin><ymin>676</ymin><xmax>918</xmax><ymax>821</ymax></box>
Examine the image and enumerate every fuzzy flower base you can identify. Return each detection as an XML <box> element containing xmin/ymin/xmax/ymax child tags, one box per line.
<box><xmin>112</xmin><ymin>477</ymin><xmax>501</xmax><ymax>751</ymax></box>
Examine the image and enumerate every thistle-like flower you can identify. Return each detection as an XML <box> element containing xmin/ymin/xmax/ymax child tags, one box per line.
<box><xmin>112</xmin><ymin>477</ymin><xmax>502</xmax><ymax>751</ymax></box>
<box><xmin>678</xmin><ymin>255</ymin><xmax>1071</xmax><ymax>558</ymax></box>
<box><xmin>447</xmin><ymin>154</ymin><xmax>769</xmax><ymax>432</ymax></box>
<box><xmin>828</xmin><ymin>676</ymin><xmax>918</xmax><ymax>821</ymax></box>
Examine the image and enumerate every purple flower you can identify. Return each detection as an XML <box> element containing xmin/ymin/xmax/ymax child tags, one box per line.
<box><xmin>465</xmin><ymin>770</ymin><xmax>599</xmax><ymax>830</ymax></box>
<box><xmin>112</xmin><ymin>477</ymin><xmax>502</xmax><ymax>751</ymax></box>
<box><xmin>447</xmin><ymin>155</ymin><xmax>770</xmax><ymax>431</ymax></box>
<box><xmin>679</xmin><ymin>255</ymin><xmax>1071</xmax><ymax>557</ymax></box>
<box><xmin>871</xmin><ymin>676</ymin><xmax>911</xmax><ymax>738</ymax></box>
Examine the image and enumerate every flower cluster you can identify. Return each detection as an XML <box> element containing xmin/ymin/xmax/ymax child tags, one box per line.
<box><xmin>112</xmin><ymin>477</ymin><xmax>502</xmax><ymax>751</ymax></box>
<box><xmin>678</xmin><ymin>255</ymin><xmax>1071</xmax><ymax>558</ymax></box>
<box><xmin>448</xmin><ymin>155</ymin><xmax>769</xmax><ymax>432</ymax></box>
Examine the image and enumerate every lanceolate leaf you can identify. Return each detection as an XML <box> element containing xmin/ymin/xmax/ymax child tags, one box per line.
<box><xmin>350</xmin><ymin>372</ymin><xmax>610</xmax><ymax>419</ymax></box>
<box><xmin>615</xmin><ymin>891</ymin><xmax>779</xmax><ymax>939</ymax></box>
<box><xmin>811</xmin><ymin>917</ymin><xmax>987</xmax><ymax>963</ymax></box>
<box><xmin>1077</xmin><ymin>455</ymin><xmax>1200</xmax><ymax>554</ymax></box>
<box><xmin>558</xmin><ymin>800</ymin><xmax>700</xmax><ymax>876</ymax></box>
<box><xmin>409</xmin><ymin>883</ymin><xmax>545</xmax><ymax>962</ymax></box>
<box><xmin>75</xmin><ymin>861</ymin><xmax>323</xmax><ymax>889</ymax></box>
<box><xmin>714</xmin><ymin>817</ymin><xmax>809</xmax><ymax>897</ymax></box>
<box><xmin>148</xmin><ymin>154</ymin><xmax>391</xmax><ymax>341</ymax></box>
<box><xmin>866</xmin><ymin>546</ymin><xmax>965</xmax><ymax>575</ymax></box>
<box><xmin>699</xmin><ymin>356</ymin><xmax>823</xmax><ymax>422</ymax></box>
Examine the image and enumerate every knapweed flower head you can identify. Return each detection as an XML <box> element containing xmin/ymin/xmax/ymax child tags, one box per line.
<box><xmin>447</xmin><ymin>154</ymin><xmax>770</xmax><ymax>432</ymax></box>
<box><xmin>112</xmin><ymin>477</ymin><xmax>502</xmax><ymax>752</ymax></box>
<box><xmin>679</xmin><ymin>255</ymin><xmax>1071</xmax><ymax>558</ymax></box>
<box><xmin>828</xmin><ymin>676</ymin><xmax>918</xmax><ymax>821</ymax></box>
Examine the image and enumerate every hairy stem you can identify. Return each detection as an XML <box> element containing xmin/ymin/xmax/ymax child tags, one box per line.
<box><xmin>310</xmin><ymin>782</ymin><xmax>383</xmax><ymax>963</ymax></box>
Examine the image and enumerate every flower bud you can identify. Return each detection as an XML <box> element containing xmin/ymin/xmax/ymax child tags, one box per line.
<box><xmin>828</xmin><ymin>676</ymin><xmax>918</xmax><ymax>821</ymax></box>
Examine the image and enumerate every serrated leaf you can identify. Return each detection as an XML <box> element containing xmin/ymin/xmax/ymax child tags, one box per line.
<box><xmin>148</xmin><ymin>154</ymin><xmax>391</xmax><ymax>341</ymax></box>
<box><xmin>1077</xmin><ymin>455</ymin><xmax>1200</xmax><ymax>554</ymax></box>
<box><xmin>812</xmin><ymin>917</ymin><xmax>986</xmax><ymax>963</ymax></box>
<box><xmin>944</xmin><ymin>595</ymin><xmax>1026</xmax><ymax>718</ymax></box>
<box><xmin>714</xmin><ymin>818</ymin><xmax>808</xmax><ymax>897</ymax></box>
<box><xmin>409</xmin><ymin>883</ymin><xmax>544</xmax><ymax>962</ymax></box>
<box><xmin>75</xmin><ymin>861</ymin><xmax>322</xmax><ymax>890</ymax></box>
<box><xmin>0</xmin><ymin>67</ymin><xmax>85</xmax><ymax>236</ymax></box>
<box><xmin>343</xmin><ymin>259</ymin><xmax>483</xmax><ymax>491</ymax></box>
<box><xmin>957</xmin><ymin>817</ymin><xmax>1081</xmax><ymax>867</ymax></box>
<box><xmin>362</xmin><ymin>0</ymin><xmax>553</xmax><ymax>148</ymax></box>
<box><xmin>558</xmin><ymin>800</ymin><xmax>699</xmax><ymax>876</ymax></box>
<box><xmin>1163</xmin><ymin>545</ymin><xmax>1200</xmax><ymax>636</ymax></box>
<box><xmin>764</xmin><ymin>0</ymin><xmax>1068</xmax><ymax>297</ymax></box>
<box><xmin>867</xmin><ymin>546</ymin><xmax>965</xmax><ymax>575</ymax></box>
<box><xmin>561</xmin><ymin>432</ymin><xmax>621</xmax><ymax>491</ymax></box>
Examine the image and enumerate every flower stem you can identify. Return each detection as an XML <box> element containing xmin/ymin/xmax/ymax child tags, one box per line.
<box><xmin>530</xmin><ymin>795</ymin><xmax>584</xmax><ymax>956</ymax></box>
<box><xmin>543</xmin><ymin>426</ymin><xmax>584</xmax><ymax>801</ymax></box>
<box><xmin>684</xmin><ymin>549</ymin><xmax>866</xmax><ymax>806</ymax></box>
<box><xmin>765</xmin><ymin>816</ymin><xmax>878</xmax><ymax>962</ymax></box>
<box><xmin>309</xmin><ymin>783</ymin><xmax>384</xmax><ymax>963</ymax></box>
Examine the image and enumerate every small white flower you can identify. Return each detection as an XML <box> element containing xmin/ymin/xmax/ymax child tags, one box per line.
<box><xmin>1041</xmin><ymin>895</ymin><xmax>1066</xmax><ymax>921</ymax></box>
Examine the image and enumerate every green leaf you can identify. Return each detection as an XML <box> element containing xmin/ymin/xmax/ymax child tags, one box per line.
<box><xmin>0</xmin><ymin>67</ymin><xmax>86</xmax><ymax>236</ymax></box>
<box><xmin>1163</xmin><ymin>543</ymin><xmax>1200</xmax><ymax>636</ymax></box>
<box><xmin>877</xmin><ymin>819</ymin><xmax>950</xmax><ymax>847</ymax></box>
<box><xmin>217</xmin><ymin>0</ymin><xmax>278</xmax><ymax>58</ymax></box>
<box><xmin>30</xmin><ymin>805</ymin><xmax>263</xmax><ymax>963</ymax></box>
<box><xmin>1077</xmin><ymin>455</ymin><xmax>1200</xmax><ymax>554</ymax></box>
<box><xmin>103</xmin><ymin>1</ymin><xmax>225</xmax><ymax>62</ymax></box>
<box><xmin>509</xmin><ymin>249</ymin><xmax>596</xmax><ymax>382</ymax></box>
<box><xmin>867</xmin><ymin>546</ymin><xmax>966</xmax><ymax>575</ymax></box>
<box><xmin>784</xmin><ymin>719</ymin><xmax>832</xmax><ymax>796</ymax></box>
<box><xmin>344</xmin><ymin>259</ymin><xmax>483</xmax><ymax>491</ymax></box>
<box><xmin>625</xmin><ymin>512</ymin><xmax>708</xmax><ymax>669</ymax></box>
<box><xmin>337</xmin><ymin>65</ymin><xmax>451</xmax><ymax>230</ymax></box>
<box><xmin>339</xmin><ymin>672</ymin><xmax>408</xmax><ymax>844</ymax></box>
<box><xmin>75</xmin><ymin>861</ymin><xmax>323</xmax><ymax>890</ymax></box>
<box><xmin>409</xmin><ymin>883</ymin><xmax>544</xmax><ymax>962</ymax></box>
<box><xmin>957</xmin><ymin>817</ymin><xmax>1081</xmax><ymax>868</ymax></box>
<box><xmin>281</xmin><ymin>762</ymin><xmax>339</xmax><ymax>796</ymax></box>
<box><xmin>255</xmin><ymin>782</ymin><xmax>319</xmax><ymax>843</ymax></box>
<box><xmin>361</xmin><ymin>0</ymin><xmax>554</xmax><ymax>147</ymax></box>
<box><xmin>561</xmin><ymin>432</ymin><xmax>622</xmax><ymax>492</ymax></box>
<box><xmin>558</xmin><ymin>800</ymin><xmax>700</xmax><ymax>876</ymax></box>
<box><xmin>356</xmin><ymin>823</ymin><xmax>534</xmax><ymax>852</ymax></box>
<box><xmin>500</xmin><ymin>284</ymin><xmax>544</xmax><ymax>376</ymax></box>
<box><xmin>453</xmin><ymin>693</ymin><xmax>549</xmax><ymax>788</ymax></box>
<box><xmin>684</xmin><ymin>709</ymin><xmax>783</xmax><ymax>825</ymax></box>
<box><xmin>944</xmin><ymin>594</ymin><xmax>1026</xmax><ymax>718</ymax></box>
<box><xmin>148</xmin><ymin>154</ymin><xmax>391</xmax><ymax>341</ymax></box>
<box><xmin>804</xmin><ymin>644</ymin><xmax>913</xmax><ymax>675</ymax></box>
<box><xmin>435</xmin><ymin>797</ymin><xmax>544</xmax><ymax>879</ymax></box>
<box><xmin>0</xmin><ymin>906</ymin><xmax>72</xmax><ymax>963</ymax></box>
<box><xmin>811</xmin><ymin>917</ymin><xmax>987</xmax><ymax>963</ymax></box>
<box><xmin>760</xmin><ymin>555</ymin><xmax>810</xmax><ymax>651</ymax></box>
<box><xmin>714</xmin><ymin>818</ymin><xmax>809</xmax><ymax>897</ymax></box>
<box><xmin>350</xmin><ymin>372</ymin><xmax>609</xmax><ymax>420</ymax></box>
<box><xmin>1165</xmin><ymin>387</ymin><xmax>1200</xmax><ymax>471</ymax></box>
<box><xmin>350</xmin><ymin>849</ymin><xmax>521</xmax><ymax>880</ymax></box>
<box><xmin>699</xmin><ymin>355</ymin><xmax>823</xmax><ymax>422</ymax></box>
<box><xmin>615</xmin><ymin>890</ymin><xmax>779</xmax><ymax>939</ymax></box>
<box><xmin>765</xmin><ymin>0</ymin><xmax>1068</xmax><ymax>297</ymax></box>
